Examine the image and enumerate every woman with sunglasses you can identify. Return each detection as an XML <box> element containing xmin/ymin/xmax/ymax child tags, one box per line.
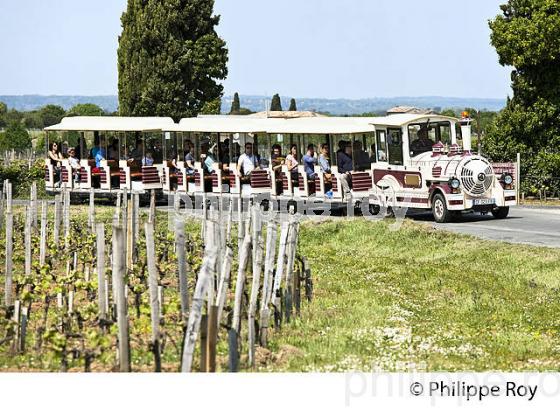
<box><xmin>48</xmin><ymin>142</ymin><xmax>63</xmax><ymax>186</ymax></box>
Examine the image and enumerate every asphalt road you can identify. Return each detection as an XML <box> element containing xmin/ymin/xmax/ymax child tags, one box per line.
<box><xmin>149</xmin><ymin>198</ymin><xmax>560</xmax><ymax>248</ymax></box>
<box><xmin>410</xmin><ymin>206</ymin><xmax>560</xmax><ymax>248</ymax></box>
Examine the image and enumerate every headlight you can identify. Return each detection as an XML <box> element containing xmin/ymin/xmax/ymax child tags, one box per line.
<box><xmin>503</xmin><ymin>174</ymin><xmax>513</xmax><ymax>185</ymax></box>
<box><xmin>449</xmin><ymin>178</ymin><xmax>460</xmax><ymax>190</ymax></box>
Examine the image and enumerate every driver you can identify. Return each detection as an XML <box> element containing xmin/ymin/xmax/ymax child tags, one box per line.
<box><xmin>410</xmin><ymin>126</ymin><xmax>434</xmax><ymax>155</ymax></box>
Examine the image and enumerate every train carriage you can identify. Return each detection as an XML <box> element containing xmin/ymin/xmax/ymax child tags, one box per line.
<box><xmin>44</xmin><ymin>116</ymin><xmax>175</xmax><ymax>197</ymax></box>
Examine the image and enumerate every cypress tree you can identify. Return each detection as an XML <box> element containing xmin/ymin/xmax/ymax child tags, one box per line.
<box><xmin>270</xmin><ymin>94</ymin><xmax>282</xmax><ymax>111</ymax></box>
<box><xmin>230</xmin><ymin>92</ymin><xmax>241</xmax><ymax>114</ymax></box>
<box><xmin>288</xmin><ymin>98</ymin><xmax>297</xmax><ymax>111</ymax></box>
<box><xmin>118</xmin><ymin>0</ymin><xmax>229</xmax><ymax>121</ymax></box>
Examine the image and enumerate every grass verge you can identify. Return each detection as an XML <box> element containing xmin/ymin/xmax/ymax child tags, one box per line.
<box><xmin>260</xmin><ymin>218</ymin><xmax>560</xmax><ymax>372</ymax></box>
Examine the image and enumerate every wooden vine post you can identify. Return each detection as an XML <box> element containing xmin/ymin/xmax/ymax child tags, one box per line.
<box><xmin>112</xmin><ymin>224</ymin><xmax>130</xmax><ymax>372</ymax></box>
<box><xmin>145</xmin><ymin>221</ymin><xmax>162</xmax><ymax>372</ymax></box>
<box><xmin>4</xmin><ymin>181</ymin><xmax>13</xmax><ymax>307</ymax></box>
<box><xmin>180</xmin><ymin>245</ymin><xmax>218</xmax><ymax>372</ymax></box>
<box><xmin>95</xmin><ymin>223</ymin><xmax>108</xmax><ymax>324</ymax></box>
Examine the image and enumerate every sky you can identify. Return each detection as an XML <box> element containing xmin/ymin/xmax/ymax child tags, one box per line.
<box><xmin>0</xmin><ymin>0</ymin><xmax>511</xmax><ymax>99</ymax></box>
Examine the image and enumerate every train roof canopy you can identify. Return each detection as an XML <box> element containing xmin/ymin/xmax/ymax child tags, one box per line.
<box><xmin>174</xmin><ymin>114</ymin><xmax>456</xmax><ymax>134</ymax></box>
<box><xmin>173</xmin><ymin>117</ymin><xmax>271</xmax><ymax>133</ymax></box>
<box><xmin>175</xmin><ymin>116</ymin><xmax>376</xmax><ymax>135</ymax></box>
<box><xmin>44</xmin><ymin>116</ymin><xmax>176</xmax><ymax>132</ymax></box>
<box><xmin>361</xmin><ymin>114</ymin><xmax>458</xmax><ymax>127</ymax></box>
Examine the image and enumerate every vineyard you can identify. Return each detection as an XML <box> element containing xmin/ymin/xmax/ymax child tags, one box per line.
<box><xmin>0</xmin><ymin>181</ymin><xmax>312</xmax><ymax>372</ymax></box>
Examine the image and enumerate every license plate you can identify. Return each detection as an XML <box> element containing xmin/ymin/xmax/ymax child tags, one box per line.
<box><xmin>473</xmin><ymin>198</ymin><xmax>496</xmax><ymax>206</ymax></box>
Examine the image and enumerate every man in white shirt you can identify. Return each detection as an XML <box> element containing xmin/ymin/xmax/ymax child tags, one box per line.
<box><xmin>237</xmin><ymin>143</ymin><xmax>257</xmax><ymax>176</ymax></box>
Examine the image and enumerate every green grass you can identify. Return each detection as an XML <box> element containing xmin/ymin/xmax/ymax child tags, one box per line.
<box><xmin>261</xmin><ymin>218</ymin><xmax>560</xmax><ymax>372</ymax></box>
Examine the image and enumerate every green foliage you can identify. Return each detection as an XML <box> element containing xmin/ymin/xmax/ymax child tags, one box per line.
<box><xmin>0</xmin><ymin>101</ymin><xmax>6</xmax><ymax>127</ymax></box>
<box><xmin>230</xmin><ymin>92</ymin><xmax>240</xmax><ymax>113</ymax></box>
<box><xmin>117</xmin><ymin>0</ymin><xmax>229</xmax><ymax>121</ymax></box>
<box><xmin>23</xmin><ymin>111</ymin><xmax>43</xmax><ymax>129</ymax></box>
<box><xmin>199</xmin><ymin>98</ymin><xmax>222</xmax><ymax>115</ymax></box>
<box><xmin>67</xmin><ymin>103</ymin><xmax>106</xmax><ymax>117</ymax></box>
<box><xmin>0</xmin><ymin>122</ymin><xmax>31</xmax><ymax>152</ymax></box>
<box><xmin>486</xmin><ymin>1</ymin><xmax>560</xmax><ymax>194</ymax></box>
<box><xmin>39</xmin><ymin>105</ymin><xmax>65</xmax><ymax>127</ymax></box>
<box><xmin>439</xmin><ymin>108</ymin><xmax>457</xmax><ymax>118</ymax></box>
<box><xmin>288</xmin><ymin>98</ymin><xmax>297</xmax><ymax>111</ymax></box>
<box><xmin>3</xmin><ymin>108</ymin><xmax>23</xmax><ymax>126</ymax></box>
<box><xmin>0</xmin><ymin>159</ymin><xmax>46</xmax><ymax>197</ymax></box>
<box><xmin>270</xmin><ymin>94</ymin><xmax>282</xmax><ymax>111</ymax></box>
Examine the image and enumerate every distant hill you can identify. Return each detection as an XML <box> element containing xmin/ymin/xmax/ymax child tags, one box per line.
<box><xmin>0</xmin><ymin>94</ymin><xmax>506</xmax><ymax>115</ymax></box>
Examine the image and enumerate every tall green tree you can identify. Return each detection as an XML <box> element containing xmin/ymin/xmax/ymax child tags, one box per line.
<box><xmin>118</xmin><ymin>0</ymin><xmax>228</xmax><ymax>121</ymax></box>
<box><xmin>485</xmin><ymin>0</ymin><xmax>560</xmax><ymax>194</ymax></box>
<box><xmin>0</xmin><ymin>122</ymin><xmax>31</xmax><ymax>151</ymax></box>
<box><xmin>67</xmin><ymin>103</ymin><xmax>106</xmax><ymax>116</ymax></box>
<box><xmin>270</xmin><ymin>94</ymin><xmax>282</xmax><ymax>111</ymax></box>
<box><xmin>230</xmin><ymin>92</ymin><xmax>240</xmax><ymax>114</ymax></box>
<box><xmin>288</xmin><ymin>98</ymin><xmax>297</xmax><ymax>111</ymax></box>
<box><xmin>39</xmin><ymin>105</ymin><xmax>65</xmax><ymax>128</ymax></box>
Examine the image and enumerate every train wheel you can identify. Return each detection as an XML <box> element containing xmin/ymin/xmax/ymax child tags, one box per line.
<box><xmin>432</xmin><ymin>193</ymin><xmax>452</xmax><ymax>223</ymax></box>
<box><xmin>369</xmin><ymin>204</ymin><xmax>380</xmax><ymax>215</ymax></box>
<box><xmin>491</xmin><ymin>206</ymin><xmax>509</xmax><ymax>219</ymax></box>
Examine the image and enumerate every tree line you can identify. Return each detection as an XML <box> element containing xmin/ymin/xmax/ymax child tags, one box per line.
<box><xmin>0</xmin><ymin>103</ymin><xmax>108</xmax><ymax>152</ymax></box>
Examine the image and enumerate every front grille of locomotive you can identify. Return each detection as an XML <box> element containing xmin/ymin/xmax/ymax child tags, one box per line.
<box><xmin>460</xmin><ymin>158</ymin><xmax>494</xmax><ymax>197</ymax></box>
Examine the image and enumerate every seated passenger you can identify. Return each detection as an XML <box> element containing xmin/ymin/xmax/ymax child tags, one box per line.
<box><xmin>271</xmin><ymin>144</ymin><xmax>284</xmax><ymax>171</ymax></box>
<box><xmin>48</xmin><ymin>142</ymin><xmax>63</xmax><ymax>186</ymax></box>
<box><xmin>152</xmin><ymin>140</ymin><xmax>163</xmax><ymax>163</ymax></box>
<box><xmin>94</xmin><ymin>143</ymin><xmax>106</xmax><ymax>170</ymax></box>
<box><xmin>337</xmin><ymin>142</ymin><xmax>353</xmax><ymax>198</ymax></box>
<box><xmin>319</xmin><ymin>144</ymin><xmax>332</xmax><ymax>178</ymax></box>
<box><xmin>285</xmin><ymin>144</ymin><xmax>299</xmax><ymax>186</ymax></box>
<box><xmin>68</xmin><ymin>148</ymin><xmax>81</xmax><ymax>183</ymax></box>
<box><xmin>353</xmin><ymin>140</ymin><xmax>370</xmax><ymax>171</ymax></box>
<box><xmin>90</xmin><ymin>133</ymin><xmax>105</xmax><ymax>159</ymax></box>
<box><xmin>204</xmin><ymin>144</ymin><xmax>217</xmax><ymax>174</ymax></box>
<box><xmin>183</xmin><ymin>141</ymin><xmax>195</xmax><ymax>175</ymax></box>
<box><xmin>142</xmin><ymin>152</ymin><xmax>155</xmax><ymax>166</ymax></box>
<box><xmin>130</xmin><ymin>140</ymin><xmax>144</xmax><ymax>164</ymax></box>
<box><xmin>410</xmin><ymin>126</ymin><xmax>434</xmax><ymax>156</ymax></box>
<box><xmin>108</xmin><ymin>139</ymin><xmax>119</xmax><ymax>161</ymax></box>
<box><xmin>302</xmin><ymin>144</ymin><xmax>317</xmax><ymax>180</ymax></box>
<box><xmin>237</xmin><ymin>143</ymin><xmax>258</xmax><ymax>180</ymax></box>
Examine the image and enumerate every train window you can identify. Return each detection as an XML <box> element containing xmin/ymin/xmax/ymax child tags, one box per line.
<box><xmin>387</xmin><ymin>128</ymin><xmax>403</xmax><ymax>165</ymax></box>
<box><xmin>455</xmin><ymin>122</ymin><xmax>462</xmax><ymax>141</ymax></box>
<box><xmin>439</xmin><ymin>122</ymin><xmax>452</xmax><ymax>145</ymax></box>
<box><xmin>164</xmin><ymin>131</ymin><xmax>178</xmax><ymax>163</ymax></box>
<box><xmin>376</xmin><ymin>130</ymin><xmax>388</xmax><ymax>162</ymax></box>
<box><xmin>352</xmin><ymin>134</ymin><xmax>371</xmax><ymax>171</ymax></box>
<box><xmin>361</xmin><ymin>132</ymin><xmax>376</xmax><ymax>165</ymax></box>
<box><xmin>253</xmin><ymin>133</ymin><xmax>269</xmax><ymax>168</ymax></box>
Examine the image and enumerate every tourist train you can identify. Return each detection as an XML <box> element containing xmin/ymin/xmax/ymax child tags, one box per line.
<box><xmin>44</xmin><ymin>111</ymin><xmax>519</xmax><ymax>222</ymax></box>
